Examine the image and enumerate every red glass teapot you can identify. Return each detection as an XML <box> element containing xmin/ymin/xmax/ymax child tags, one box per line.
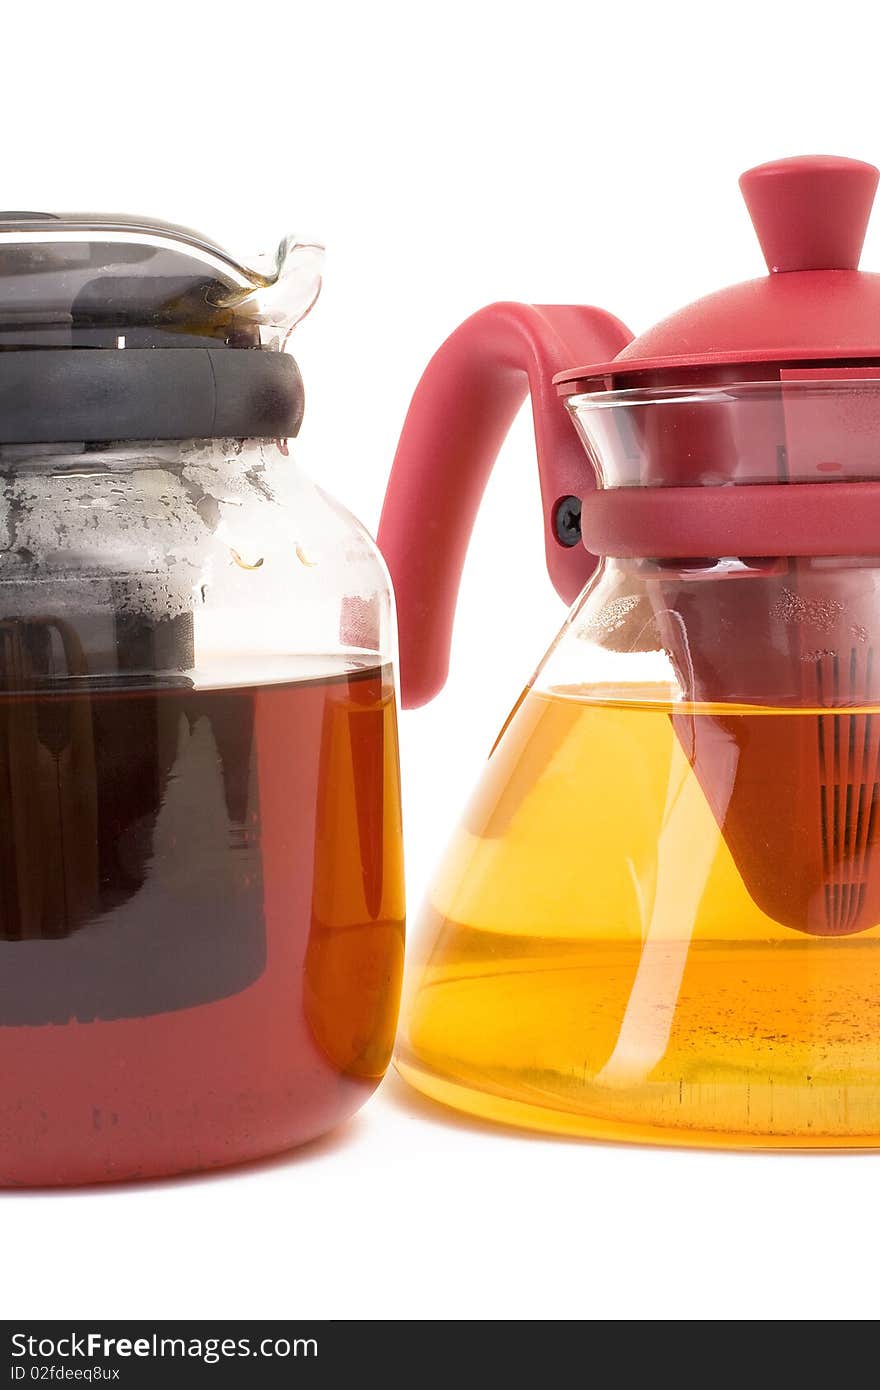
<box><xmin>380</xmin><ymin>156</ymin><xmax>880</xmax><ymax>1147</ymax></box>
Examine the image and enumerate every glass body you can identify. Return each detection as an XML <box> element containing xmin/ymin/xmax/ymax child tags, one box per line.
<box><xmin>0</xmin><ymin>435</ymin><xmax>404</xmax><ymax>1184</ymax></box>
<box><xmin>398</xmin><ymin>381</ymin><xmax>880</xmax><ymax>1147</ymax></box>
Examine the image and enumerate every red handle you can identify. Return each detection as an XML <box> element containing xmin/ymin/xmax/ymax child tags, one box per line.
<box><xmin>378</xmin><ymin>301</ymin><xmax>632</xmax><ymax>707</ymax></box>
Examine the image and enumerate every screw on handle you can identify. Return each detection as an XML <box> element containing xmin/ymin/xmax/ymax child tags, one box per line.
<box><xmin>740</xmin><ymin>155</ymin><xmax>880</xmax><ymax>273</ymax></box>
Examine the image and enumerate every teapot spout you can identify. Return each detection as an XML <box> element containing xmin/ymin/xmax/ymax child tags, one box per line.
<box><xmin>208</xmin><ymin>235</ymin><xmax>323</xmax><ymax>348</ymax></box>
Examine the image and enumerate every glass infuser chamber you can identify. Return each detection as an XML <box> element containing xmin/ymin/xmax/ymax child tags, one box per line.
<box><xmin>0</xmin><ymin>214</ymin><xmax>404</xmax><ymax>1184</ymax></box>
<box><xmin>381</xmin><ymin>155</ymin><xmax>880</xmax><ymax>1147</ymax></box>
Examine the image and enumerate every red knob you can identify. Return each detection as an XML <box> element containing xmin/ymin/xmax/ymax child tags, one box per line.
<box><xmin>740</xmin><ymin>154</ymin><xmax>879</xmax><ymax>273</ymax></box>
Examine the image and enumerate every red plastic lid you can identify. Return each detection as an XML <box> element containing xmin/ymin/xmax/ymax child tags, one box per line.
<box><xmin>555</xmin><ymin>155</ymin><xmax>880</xmax><ymax>394</ymax></box>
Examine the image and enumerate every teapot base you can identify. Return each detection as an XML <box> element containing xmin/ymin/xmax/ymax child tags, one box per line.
<box><xmin>397</xmin><ymin>936</ymin><xmax>880</xmax><ymax>1150</ymax></box>
<box><xmin>0</xmin><ymin>1081</ymin><xmax>378</xmax><ymax>1188</ymax></box>
<box><xmin>397</xmin><ymin>1056</ymin><xmax>880</xmax><ymax>1150</ymax></box>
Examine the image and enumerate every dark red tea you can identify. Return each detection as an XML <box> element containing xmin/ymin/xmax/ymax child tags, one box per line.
<box><xmin>0</xmin><ymin>663</ymin><xmax>405</xmax><ymax>1184</ymax></box>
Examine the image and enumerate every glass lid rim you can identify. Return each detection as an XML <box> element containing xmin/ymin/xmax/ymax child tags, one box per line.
<box><xmin>566</xmin><ymin>378</ymin><xmax>880</xmax><ymax>409</ymax></box>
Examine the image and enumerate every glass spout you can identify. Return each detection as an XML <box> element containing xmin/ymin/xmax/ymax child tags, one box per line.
<box><xmin>205</xmin><ymin>233</ymin><xmax>324</xmax><ymax>348</ymax></box>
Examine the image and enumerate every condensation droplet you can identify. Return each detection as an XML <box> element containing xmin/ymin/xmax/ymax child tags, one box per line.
<box><xmin>230</xmin><ymin>548</ymin><xmax>264</xmax><ymax>571</ymax></box>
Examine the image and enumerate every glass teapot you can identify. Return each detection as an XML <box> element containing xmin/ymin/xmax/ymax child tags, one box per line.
<box><xmin>381</xmin><ymin>155</ymin><xmax>880</xmax><ymax>1149</ymax></box>
<box><xmin>0</xmin><ymin>214</ymin><xmax>404</xmax><ymax>1184</ymax></box>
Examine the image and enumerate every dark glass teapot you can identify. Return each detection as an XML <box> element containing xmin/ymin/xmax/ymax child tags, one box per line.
<box><xmin>0</xmin><ymin>213</ymin><xmax>403</xmax><ymax>1183</ymax></box>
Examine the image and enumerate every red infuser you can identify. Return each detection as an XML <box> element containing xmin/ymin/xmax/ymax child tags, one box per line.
<box><xmin>381</xmin><ymin>157</ymin><xmax>880</xmax><ymax>1146</ymax></box>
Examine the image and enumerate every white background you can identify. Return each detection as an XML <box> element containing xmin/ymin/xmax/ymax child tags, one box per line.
<box><xmin>3</xmin><ymin>0</ymin><xmax>880</xmax><ymax>1322</ymax></box>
